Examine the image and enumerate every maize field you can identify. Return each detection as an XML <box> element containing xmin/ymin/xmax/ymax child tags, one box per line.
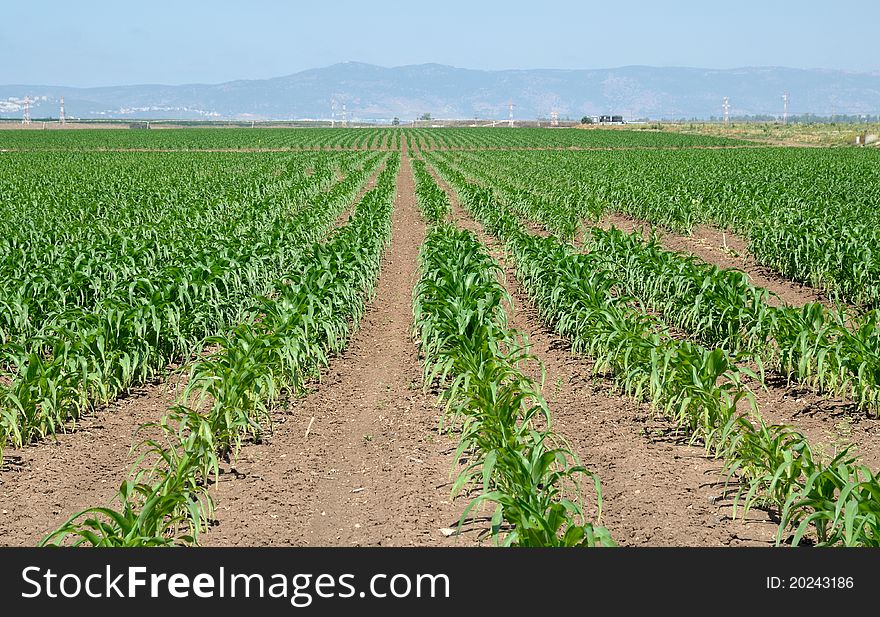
<box><xmin>0</xmin><ymin>127</ymin><xmax>877</xmax><ymax>548</ymax></box>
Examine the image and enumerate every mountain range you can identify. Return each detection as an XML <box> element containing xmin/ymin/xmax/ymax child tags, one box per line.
<box><xmin>2</xmin><ymin>62</ymin><xmax>879</xmax><ymax>121</ymax></box>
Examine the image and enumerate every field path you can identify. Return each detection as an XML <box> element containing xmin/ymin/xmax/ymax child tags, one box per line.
<box><xmin>204</xmin><ymin>148</ymin><xmax>482</xmax><ymax>546</ymax></box>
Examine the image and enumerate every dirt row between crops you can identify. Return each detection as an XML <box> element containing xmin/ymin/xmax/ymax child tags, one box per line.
<box><xmin>421</xmin><ymin>161</ymin><xmax>783</xmax><ymax>546</ymax></box>
<box><xmin>0</xmin><ymin>157</ymin><xmax>399</xmax><ymax>547</ymax></box>
<box><xmin>0</xmin><ymin>377</ymin><xmax>183</xmax><ymax>545</ymax></box>
<box><xmin>202</xmin><ymin>146</ymin><xmax>483</xmax><ymax>547</ymax></box>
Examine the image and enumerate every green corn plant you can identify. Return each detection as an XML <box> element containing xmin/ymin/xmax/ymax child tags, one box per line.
<box><xmin>413</xmin><ymin>221</ymin><xmax>614</xmax><ymax>547</ymax></box>
<box><xmin>411</xmin><ymin>158</ymin><xmax>451</xmax><ymax>223</ymax></box>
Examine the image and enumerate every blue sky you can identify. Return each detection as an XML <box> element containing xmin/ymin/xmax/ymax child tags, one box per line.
<box><xmin>2</xmin><ymin>0</ymin><xmax>877</xmax><ymax>86</ymax></box>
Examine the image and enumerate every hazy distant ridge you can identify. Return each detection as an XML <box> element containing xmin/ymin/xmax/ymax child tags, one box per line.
<box><xmin>3</xmin><ymin>62</ymin><xmax>879</xmax><ymax>121</ymax></box>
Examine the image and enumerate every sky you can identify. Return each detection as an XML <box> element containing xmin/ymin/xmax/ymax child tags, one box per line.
<box><xmin>1</xmin><ymin>0</ymin><xmax>878</xmax><ymax>87</ymax></box>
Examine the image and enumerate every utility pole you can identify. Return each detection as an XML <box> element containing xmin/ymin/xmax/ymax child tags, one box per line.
<box><xmin>722</xmin><ymin>96</ymin><xmax>730</xmax><ymax>125</ymax></box>
<box><xmin>22</xmin><ymin>96</ymin><xmax>31</xmax><ymax>125</ymax></box>
<box><xmin>508</xmin><ymin>100</ymin><xmax>515</xmax><ymax>128</ymax></box>
<box><xmin>59</xmin><ymin>96</ymin><xmax>66</xmax><ymax>125</ymax></box>
<box><xmin>782</xmin><ymin>92</ymin><xmax>790</xmax><ymax>125</ymax></box>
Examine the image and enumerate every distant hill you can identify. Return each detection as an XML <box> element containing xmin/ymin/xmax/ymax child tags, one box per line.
<box><xmin>2</xmin><ymin>62</ymin><xmax>879</xmax><ymax>121</ymax></box>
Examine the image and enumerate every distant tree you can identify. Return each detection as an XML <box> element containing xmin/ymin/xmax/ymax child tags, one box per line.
<box><xmin>580</xmin><ymin>116</ymin><xmax>593</xmax><ymax>124</ymax></box>
<box><xmin>392</xmin><ymin>117</ymin><xmax>400</xmax><ymax>126</ymax></box>
<box><xmin>419</xmin><ymin>112</ymin><xmax>432</xmax><ymax>121</ymax></box>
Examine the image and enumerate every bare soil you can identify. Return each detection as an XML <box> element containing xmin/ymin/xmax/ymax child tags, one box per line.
<box><xmin>0</xmin><ymin>377</ymin><xmax>185</xmax><ymax>545</ymax></box>
<box><xmin>741</xmin><ymin>381</ymin><xmax>880</xmax><ymax>471</ymax></box>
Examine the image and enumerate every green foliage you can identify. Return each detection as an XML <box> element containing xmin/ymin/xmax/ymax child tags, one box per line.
<box><xmin>0</xmin><ymin>127</ymin><xmax>747</xmax><ymax>152</ymax></box>
<box><xmin>583</xmin><ymin>226</ymin><xmax>880</xmax><ymax>415</ymax></box>
<box><xmin>428</xmin><ymin>146</ymin><xmax>880</xmax><ymax>306</ymax></box>
<box><xmin>411</xmin><ymin>158</ymin><xmax>451</xmax><ymax>224</ymax></box>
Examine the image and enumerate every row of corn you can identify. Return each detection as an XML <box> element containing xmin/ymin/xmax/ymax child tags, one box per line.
<box><xmin>410</xmin><ymin>158</ymin><xmax>614</xmax><ymax>546</ymax></box>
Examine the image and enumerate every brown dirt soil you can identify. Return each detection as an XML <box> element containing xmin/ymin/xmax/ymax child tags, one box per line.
<box><xmin>0</xmin><ymin>377</ymin><xmax>185</xmax><ymax>545</ymax></box>
<box><xmin>597</xmin><ymin>213</ymin><xmax>827</xmax><ymax>307</ymax></box>
<box><xmin>202</xmin><ymin>150</ymin><xmax>485</xmax><ymax>547</ymax></box>
<box><xmin>428</xmin><ymin>165</ymin><xmax>779</xmax><ymax>546</ymax></box>
<box><xmin>739</xmin><ymin>381</ymin><xmax>880</xmax><ymax>471</ymax></box>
